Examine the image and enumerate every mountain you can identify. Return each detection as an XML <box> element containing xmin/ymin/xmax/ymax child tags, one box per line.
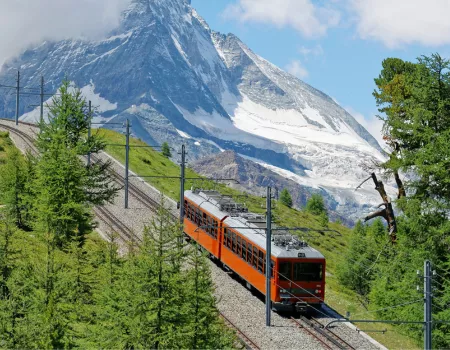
<box><xmin>190</xmin><ymin>150</ymin><xmax>355</xmax><ymax>225</ymax></box>
<box><xmin>0</xmin><ymin>0</ymin><xmax>389</xmax><ymax>221</ymax></box>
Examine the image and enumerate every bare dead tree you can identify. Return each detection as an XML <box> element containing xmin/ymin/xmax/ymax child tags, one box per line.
<box><xmin>356</xmin><ymin>173</ymin><xmax>398</xmax><ymax>244</ymax></box>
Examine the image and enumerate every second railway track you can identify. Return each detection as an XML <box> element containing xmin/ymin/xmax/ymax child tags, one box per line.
<box><xmin>291</xmin><ymin>316</ymin><xmax>356</xmax><ymax>350</ymax></box>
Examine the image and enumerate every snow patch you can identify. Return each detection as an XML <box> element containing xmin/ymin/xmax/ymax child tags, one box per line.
<box><xmin>80</xmin><ymin>81</ymin><xmax>117</xmax><ymax>113</ymax></box>
<box><xmin>176</xmin><ymin>129</ymin><xmax>192</xmax><ymax>139</ymax></box>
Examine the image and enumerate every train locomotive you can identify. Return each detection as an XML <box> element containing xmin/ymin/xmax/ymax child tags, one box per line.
<box><xmin>183</xmin><ymin>189</ymin><xmax>325</xmax><ymax>313</ymax></box>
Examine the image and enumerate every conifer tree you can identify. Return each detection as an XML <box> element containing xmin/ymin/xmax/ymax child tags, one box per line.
<box><xmin>0</xmin><ymin>148</ymin><xmax>30</xmax><ymax>229</ymax></box>
<box><xmin>33</xmin><ymin>80</ymin><xmax>118</xmax><ymax>247</ymax></box>
<box><xmin>305</xmin><ymin>193</ymin><xmax>327</xmax><ymax>217</ymax></box>
<box><xmin>279</xmin><ymin>188</ymin><xmax>293</xmax><ymax>208</ymax></box>
<box><xmin>161</xmin><ymin>141</ymin><xmax>172</xmax><ymax>158</ymax></box>
<box><xmin>184</xmin><ymin>246</ymin><xmax>234</xmax><ymax>349</ymax></box>
<box><xmin>94</xmin><ymin>199</ymin><xmax>186</xmax><ymax>349</ymax></box>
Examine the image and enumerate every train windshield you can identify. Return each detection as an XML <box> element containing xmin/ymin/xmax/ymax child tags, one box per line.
<box><xmin>293</xmin><ymin>263</ymin><xmax>323</xmax><ymax>282</ymax></box>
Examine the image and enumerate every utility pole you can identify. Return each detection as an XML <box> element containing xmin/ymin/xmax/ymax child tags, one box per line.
<box><xmin>125</xmin><ymin>118</ymin><xmax>130</xmax><ymax>209</ymax></box>
<box><xmin>424</xmin><ymin>260</ymin><xmax>432</xmax><ymax>350</ymax></box>
<box><xmin>179</xmin><ymin>144</ymin><xmax>186</xmax><ymax>229</ymax></box>
<box><xmin>266</xmin><ymin>186</ymin><xmax>272</xmax><ymax>327</ymax></box>
<box><xmin>15</xmin><ymin>71</ymin><xmax>20</xmax><ymax>126</ymax></box>
<box><xmin>87</xmin><ymin>100</ymin><xmax>92</xmax><ymax>167</ymax></box>
<box><xmin>40</xmin><ymin>76</ymin><xmax>44</xmax><ymax>124</ymax></box>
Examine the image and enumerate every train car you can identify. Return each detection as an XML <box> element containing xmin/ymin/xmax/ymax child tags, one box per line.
<box><xmin>183</xmin><ymin>189</ymin><xmax>326</xmax><ymax>313</ymax></box>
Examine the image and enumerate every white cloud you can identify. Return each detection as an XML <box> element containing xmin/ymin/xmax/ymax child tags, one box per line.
<box><xmin>298</xmin><ymin>44</ymin><xmax>324</xmax><ymax>58</ymax></box>
<box><xmin>0</xmin><ymin>0</ymin><xmax>131</xmax><ymax>67</ymax></box>
<box><xmin>223</xmin><ymin>0</ymin><xmax>340</xmax><ymax>38</ymax></box>
<box><xmin>345</xmin><ymin>106</ymin><xmax>384</xmax><ymax>147</ymax></box>
<box><xmin>350</xmin><ymin>0</ymin><xmax>450</xmax><ymax>47</ymax></box>
<box><xmin>285</xmin><ymin>60</ymin><xmax>309</xmax><ymax>79</ymax></box>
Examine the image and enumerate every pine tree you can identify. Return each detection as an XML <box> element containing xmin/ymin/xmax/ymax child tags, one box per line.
<box><xmin>94</xmin><ymin>199</ymin><xmax>186</xmax><ymax>349</ymax></box>
<box><xmin>161</xmin><ymin>142</ymin><xmax>171</xmax><ymax>158</ymax></box>
<box><xmin>279</xmin><ymin>188</ymin><xmax>293</xmax><ymax>208</ymax></box>
<box><xmin>183</xmin><ymin>246</ymin><xmax>235</xmax><ymax>349</ymax></box>
<box><xmin>0</xmin><ymin>148</ymin><xmax>31</xmax><ymax>229</ymax></box>
<box><xmin>33</xmin><ymin>80</ymin><xmax>118</xmax><ymax>247</ymax></box>
<box><xmin>305</xmin><ymin>193</ymin><xmax>327</xmax><ymax>217</ymax></box>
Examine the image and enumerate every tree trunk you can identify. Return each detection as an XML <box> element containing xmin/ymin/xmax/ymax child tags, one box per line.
<box><xmin>369</xmin><ymin>173</ymin><xmax>397</xmax><ymax>243</ymax></box>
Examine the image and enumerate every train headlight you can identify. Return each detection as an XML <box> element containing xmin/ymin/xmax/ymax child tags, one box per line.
<box><xmin>315</xmin><ymin>289</ymin><xmax>322</xmax><ymax>294</ymax></box>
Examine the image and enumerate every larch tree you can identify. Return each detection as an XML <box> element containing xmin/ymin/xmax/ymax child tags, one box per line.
<box><xmin>279</xmin><ymin>188</ymin><xmax>293</xmax><ymax>208</ymax></box>
<box><xmin>161</xmin><ymin>142</ymin><xmax>172</xmax><ymax>158</ymax></box>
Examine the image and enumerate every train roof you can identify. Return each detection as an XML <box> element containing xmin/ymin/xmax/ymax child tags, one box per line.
<box><xmin>185</xmin><ymin>190</ymin><xmax>325</xmax><ymax>260</ymax></box>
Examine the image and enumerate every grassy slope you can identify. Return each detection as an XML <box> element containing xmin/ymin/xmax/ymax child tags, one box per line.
<box><xmin>98</xmin><ymin>128</ymin><xmax>419</xmax><ymax>350</ymax></box>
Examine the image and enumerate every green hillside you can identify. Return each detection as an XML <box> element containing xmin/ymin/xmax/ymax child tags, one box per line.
<box><xmin>98</xmin><ymin>128</ymin><xmax>419</xmax><ymax>350</ymax></box>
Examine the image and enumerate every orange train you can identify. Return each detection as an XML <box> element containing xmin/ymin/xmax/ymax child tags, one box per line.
<box><xmin>183</xmin><ymin>189</ymin><xmax>325</xmax><ymax>313</ymax></box>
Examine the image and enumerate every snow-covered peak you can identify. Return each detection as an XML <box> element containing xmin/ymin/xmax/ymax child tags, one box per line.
<box><xmin>0</xmin><ymin>0</ymin><xmax>386</xmax><ymax>221</ymax></box>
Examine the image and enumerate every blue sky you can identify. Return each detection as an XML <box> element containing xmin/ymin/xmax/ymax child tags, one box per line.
<box><xmin>191</xmin><ymin>0</ymin><xmax>450</xmax><ymax>142</ymax></box>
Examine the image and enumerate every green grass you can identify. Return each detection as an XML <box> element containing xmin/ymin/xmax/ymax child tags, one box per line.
<box><xmin>98</xmin><ymin>128</ymin><xmax>419</xmax><ymax>350</ymax></box>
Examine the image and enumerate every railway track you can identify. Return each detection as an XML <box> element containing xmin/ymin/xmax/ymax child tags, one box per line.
<box><xmin>220</xmin><ymin>312</ymin><xmax>260</xmax><ymax>350</ymax></box>
<box><xmin>291</xmin><ymin>316</ymin><xmax>356</xmax><ymax>350</ymax></box>
<box><xmin>0</xmin><ymin>121</ymin><xmax>142</xmax><ymax>244</ymax></box>
<box><xmin>0</xmin><ymin>122</ymin><xmax>38</xmax><ymax>155</ymax></box>
<box><xmin>93</xmin><ymin>206</ymin><xmax>142</xmax><ymax>244</ymax></box>
<box><xmin>90</xmin><ymin>153</ymin><xmax>177</xmax><ymax>219</ymax></box>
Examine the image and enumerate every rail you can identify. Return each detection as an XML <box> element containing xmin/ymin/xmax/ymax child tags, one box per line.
<box><xmin>220</xmin><ymin>312</ymin><xmax>260</xmax><ymax>350</ymax></box>
<box><xmin>291</xmin><ymin>316</ymin><xmax>356</xmax><ymax>350</ymax></box>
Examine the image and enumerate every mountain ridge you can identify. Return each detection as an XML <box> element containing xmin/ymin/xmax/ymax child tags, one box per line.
<box><xmin>0</xmin><ymin>0</ymin><xmax>388</xmax><ymax>220</ymax></box>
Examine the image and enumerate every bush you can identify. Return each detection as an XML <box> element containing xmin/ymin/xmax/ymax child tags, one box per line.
<box><xmin>140</xmin><ymin>157</ymin><xmax>151</xmax><ymax>165</ymax></box>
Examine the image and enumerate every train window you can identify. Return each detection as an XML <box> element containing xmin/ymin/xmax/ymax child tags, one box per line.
<box><xmin>279</xmin><ymin>262</ymin><xmax>292</xmax><ymax>281</ymax></box>
<box><xmin>207</xmin><ymin>217</ymin><xmax>212</xmax><ymax>235</ymax></box>
<box><xmin>271</xmin><ymin>260</ymin><xmax>275</xmax><ymax>277</ymax></box>
<box><xmin>213</xmin><ymin>220</ymin><xmax>218</xmax><ymax>238</ymax></box>
<box><xmin>237</xmin><ymin>236</ymin><xmax>242</xmax><ymax>257</ymax></box>
<box><xmin>208</xmin><ymin>218</ymin><xmax>213</xmax><ymax>236</ymax></box>
<box><xmin>189</xmin><ymin>204</ymin><xmax>194</xmax><ymax>221</ymax></box>
<box><xmin>184</xmin><ymin>200</ymin><xmax>188</xmax><ymax>217</ymax></box>
<box><xmin>293</xmin><ymin>263</ymin><xmax>323</xmax><ymax>282</ymax></box>
<box><xmin>202</xmin><ymin>213</ymin><xmax>207</xmax><ymax>228</ymax></box>
<box><xmin>195</xmin><ymin>209</ymin><xmax>201</xmax><ymax>225</ymax></box>
<box><xmin>257</xmin><ymin>250</ymin><xmax>264</xmax><ymax>272</ymax></box>
<box><xmin>247</xmin><ymin>243</ymin><xmax>252</xmax><ymax>263</ymax></box>
<box><xmin>252</xmin><ymin>247</ymin><xmax>258</xmax><ymax>268</ymax></box>
<box><xmin>227</xmin><ymin>230</ymin><xmax>232</xmax><ymax>249</ymax></box>
<box><xmin>223</xmin><ymin>228</ymin><xmax>228</xmax><ymax>246</ymax></box>
<box><xmin>242</xmin><ymin>240</ymin><xmax>246</xmax><ymax>260</ymax></box>
<box><xmin>232</xmin><ymin>232</ymin><xmax>237</xmax><ymax>253</ymax></box>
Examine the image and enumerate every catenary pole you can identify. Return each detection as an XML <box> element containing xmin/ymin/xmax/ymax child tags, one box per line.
<box><xmin>125</xmin><ymin>118</ymin><xmax>130</xmax><ymax>209</ymax></box>
<box><xmin>179</xmin><ymin>144</ymin><xmax>186</xmax><ymax>228</ymax></box>
<box><xmin>87</xmin><ymin>101</ymin><xmax>92</xmax><ymax>167</ymax></box>
<box><xmin>424</xmin><ymin>260</ymin><xmax>432</xmax><ymax>350</ymax></box>
<box><xmin>40</xmin><ymin>76</ymin><xmax>44</xmax><ymax>124</ymax></box>
<box><xmin>266</xmin><ymin>186</ymin><xmax>272</xmax><ymax>327</ymax></box>
<box><xmin>15</xmin><ymin>71</ymin><xmax>20</xmax><ymax>126</ymax></box>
